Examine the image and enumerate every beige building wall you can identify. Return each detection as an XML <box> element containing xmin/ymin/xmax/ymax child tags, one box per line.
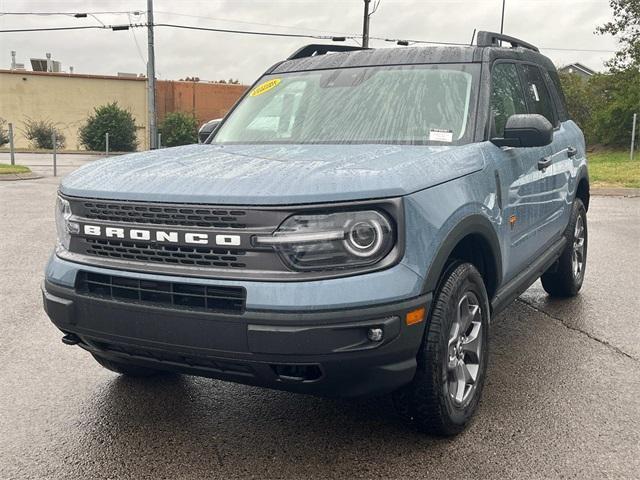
<box><xmin>0</xmin><ymin>70</ymin><xmax>148</xmax><ymax>150</ymax></box>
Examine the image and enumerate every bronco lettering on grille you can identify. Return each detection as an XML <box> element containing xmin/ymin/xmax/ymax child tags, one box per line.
<box><xmin>82</xmin><ymin>225</ymin><xmax>240</xmax><ymax>246</ymax></box>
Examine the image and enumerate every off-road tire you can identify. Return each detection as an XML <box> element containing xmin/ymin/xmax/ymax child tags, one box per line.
<box><xmin>393</xmin><ymin>262</ymin><xmax>490</xmax><ymax>436</ymax></box>
<box><xmin>92</xmin><ymin>353</ymin><xmax>164</xmax><ymax>377</ymax></box>
<box><xmin>541</xmin><ymin>199</ymin><xmax>587</xmax><ymax>297</ymax></box>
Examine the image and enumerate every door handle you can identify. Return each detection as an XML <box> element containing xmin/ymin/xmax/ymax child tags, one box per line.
<box><xmin>567</xmin><ymin>146</ymin><xmax>578</xmax><ymax>158</ymax></box>
<box><xmin>538</xmin><ymin>156</ymin><xmax>553</xmax><ymax>171</ymax></box>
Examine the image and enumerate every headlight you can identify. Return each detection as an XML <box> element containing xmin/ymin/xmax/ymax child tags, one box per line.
<box><xmin>55</xmin><ymin>196</ymin><xmax>78</xmax><ymax>250</ymax></box>
<box><xmin>254</xmin><ymin>210</ymin><xmax>395</xmax><ymax>271</ymax></box>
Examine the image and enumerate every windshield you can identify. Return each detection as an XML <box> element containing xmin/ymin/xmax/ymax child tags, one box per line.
<box><xmin>213</xmin><ymin>63</ymin><xmax>480</xmax><ymax>145</ymax></box>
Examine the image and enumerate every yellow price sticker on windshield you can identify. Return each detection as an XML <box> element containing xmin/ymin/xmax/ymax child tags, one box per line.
<box><xmin>249</xmin><ymin>78</ymin><xmax>281</xmax><ymax>97</ymax></box>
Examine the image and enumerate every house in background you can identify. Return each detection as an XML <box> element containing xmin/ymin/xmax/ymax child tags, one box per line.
<box><xmin>558</xmin><ymin>63</ymin><xmax>596</xmax><ymax>80</ymax></box>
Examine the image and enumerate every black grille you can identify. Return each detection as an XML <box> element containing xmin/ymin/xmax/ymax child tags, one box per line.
<box><xmin>76</xmin><ymin>272</ymin><xmax>246</xmax><ymax>314</ymax></box>
<box><xmin>81</xmin><ymin>201</ymin><xmax>249</xmax><ymax>228</ymax></box>
<box><xmin>81</xmin><ymin>238</ymin><xmax>247</xmax><ymax>268</ymax></box>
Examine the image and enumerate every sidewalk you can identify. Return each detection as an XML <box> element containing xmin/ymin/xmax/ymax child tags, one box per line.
<box><xmin>591</xmin><ymin>187</ymin><xmax>640</xmax><ymax>197</ymax></box>
<box><xmin>0</xmin><ymin>152</ymin><xmax>104</xmax><ymax>178</ymax></box>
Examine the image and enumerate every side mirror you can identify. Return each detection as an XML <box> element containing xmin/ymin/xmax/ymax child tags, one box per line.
<box><xmin>491</xmin><ymin>114</ymin><xmax>553</xmax><ymax>148</ymax></box>
<box><xmin>198</xmin><ymin>119</ymin><xmax>222</xmax><ymax>143</ymax></box>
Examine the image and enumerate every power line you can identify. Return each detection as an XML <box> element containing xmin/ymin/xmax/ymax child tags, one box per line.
<box><xmin>0</xmin><ymin>11</ymin><xmax>142</xmax><ymax>16</ymax></box>
<box><xmin>128</xmin><ymin>12</ymin><xmax>147</xmax><ymax>64</ymax></box>
<box><xmin>87</xmin><ymin>13</ymin><xmax>106</xmax><ymax>27</ymax></box>
<box><xmin>370</xmin><ymin>0</ymin><xmax>383</xmax><ymax>16</ymax></box>
<box><xmin>0</xmin><ymin>25</ymin><xmax>106</xmax><ymax>33</ymax></box>
<box><xmin>152</xmin><ymin>22</ymin><xmax>348</xmax><ymax>40</ymax></box>
<box><xmin>153</xmin><ymin>10</ymin><xmax>357</xmax><ymax>37</ymax></box>
<box><xmin>539</xmin><ymin>47</ymin><xmax>615</xmax><ymax>53</ymax></box>
<box><xmin>0</xmin><ymin>21</ymin><xmax>616</xmax><ymax>53</ymax></box>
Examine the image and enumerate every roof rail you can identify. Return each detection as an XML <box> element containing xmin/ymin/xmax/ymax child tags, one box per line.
<box><xmin>476</xmin><ymin>31</ymin><xmax>539</xmax><ymax>52</ymax></box>
<box><xmin>287</xmin><ymin>44</ymin><xmax>367</xmax><ymax>61</ymax></box>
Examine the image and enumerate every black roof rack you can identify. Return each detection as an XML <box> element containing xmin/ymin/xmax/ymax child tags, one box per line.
<box><xmin>287</xmin><ymin>44</ymin><xmax>367</xmax><ymax>60</ymax></box>
<box><xmin>476</xmin><ymin>31</ymin><xmax>539</xmax><ymax>52</ymax></box>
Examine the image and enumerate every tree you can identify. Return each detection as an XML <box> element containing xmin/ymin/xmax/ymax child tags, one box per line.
<box><xmin>589</xmin><ymin>68</ymin><xmax>640</xmax><ymax>146</ymax></box>
<box><xmin>559</xmin><ymin>72</ymin><xmax>593</xmax><ymax>138</ymax></box>
<box><xmin>0</xmin><ymin>118</ymin><xmax>9</xmax><ymax>147</ymax></box>
<box><xmin>158</xmin><ymin>112</ymin><xmax>198</xmax><ymax>147</ymax></box>
<box><xmin>79</xmin><ymin>102</ymin><xmax>137</xmax><ymax>152</ymax></box>
<box><xmin>23</xmin><ymin>118</ymin><xmax>65</xmax><ymax>149</ymax></box>
<box><xmin>597</xmin><ymin>0</ymin><xmax>640</xmax><ymax>69</ymax></box>
<box><xmin>561</xmin><ymin>69</ymin><xmax>640</xmax><ymax>147</ymax></box>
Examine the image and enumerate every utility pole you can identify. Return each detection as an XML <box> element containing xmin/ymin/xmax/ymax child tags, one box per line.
<box><xmin>631</xmin><ymin>113</ymin><xmax>637</xmax><ymax>161</ymax></box>
<box><xmin>147</xmin><ymin>0</ymin><xmax>157</xmax><ymax>150</ymax></box>
<box><xmin>500</xmin><ymin>0</ymin><xmax>506</xmax><ymax>34</ymax></box>
<box><xmin>362</xmin><ymin>0</ymin><xmax>371</xmax><ymax>48</ymax></box>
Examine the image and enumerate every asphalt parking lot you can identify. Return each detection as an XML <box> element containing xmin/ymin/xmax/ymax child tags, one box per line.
<box><xmin>1</xmin><ymin>171</ymin><xmax>639</xmax><ymax>479</ymax></box>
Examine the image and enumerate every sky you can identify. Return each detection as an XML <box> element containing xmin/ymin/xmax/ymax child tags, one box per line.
<box><xmin>0</xmin><ymin>0</ymin><xmax>620</xmax><ymax>84</ymax></box>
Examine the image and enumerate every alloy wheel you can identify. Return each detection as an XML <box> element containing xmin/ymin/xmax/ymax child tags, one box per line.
<box><xmin>447</xmin><ymin>292</ymin><xmax>483</xmax><ymax>407</ymax></box>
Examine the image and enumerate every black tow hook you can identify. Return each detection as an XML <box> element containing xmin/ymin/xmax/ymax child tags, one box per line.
<box><xmin>61</xmin><ymin>333</ymin><xmax>81</xmax><ymax>346</ymax></box>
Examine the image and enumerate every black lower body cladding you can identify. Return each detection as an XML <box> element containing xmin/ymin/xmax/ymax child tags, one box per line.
<box><xmin>42</xmin><ymin>279</ymin><xmax>431</xmax><ymax>398</ymax></box>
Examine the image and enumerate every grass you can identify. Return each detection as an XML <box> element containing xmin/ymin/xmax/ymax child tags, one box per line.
<box><xmin>0</xmin><ymin>163</ymin><xmax>31</xmax><ymax>175</ymax></box>
<box><xmin>588</xmin><ymin>149</ymin><xmax>640</xmax><ymax>189</ymax></box>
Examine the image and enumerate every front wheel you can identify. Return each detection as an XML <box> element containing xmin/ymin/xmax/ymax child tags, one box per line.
<box><xmin>393</xmin><ymin>262</ymin><xmax>490</xmax><ymax>436</ymax></box>
<box><xmin>541</xmin><ymin>198</ymin><xmax>587</xmax><ymax>297</ymax></box>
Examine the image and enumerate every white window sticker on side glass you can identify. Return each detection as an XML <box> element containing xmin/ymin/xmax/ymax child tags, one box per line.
<box><xmin>531</xmin><ymin>83</ymin><xmax>540</xmax><ymax>102</ymax></box>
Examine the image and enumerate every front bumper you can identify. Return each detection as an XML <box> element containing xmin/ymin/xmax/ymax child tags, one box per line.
<box><xmin>43</xmin><ymin>279</ymin><xmax>431</xmax><ymax>397</ymax></box>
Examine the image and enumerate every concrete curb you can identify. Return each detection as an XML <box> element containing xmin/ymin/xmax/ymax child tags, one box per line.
<box><xmin>591</xmin><ymin>187</ymin><xmax>640</xmax><ymax>198</ymax></box>
<box><xmin>0</xmin><ymin>150</ymin><xmax>125</xmax><ymax>156</ymax></box>
<box><xmin>0</xmin><ymin>172</ymin><xmax>44</xmax><ymax>181</ymax></box>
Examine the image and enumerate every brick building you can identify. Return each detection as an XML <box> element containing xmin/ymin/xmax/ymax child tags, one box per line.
<box><xmin>0</xmin><ymin>69</ymin><xmax>246</xmax><ymax>151</ymax></box>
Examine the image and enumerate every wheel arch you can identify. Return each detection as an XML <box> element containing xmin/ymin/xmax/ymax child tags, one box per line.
<box><xmin>422</xmin><ymin>215</ymin><xmax>502</xmax><ymax>301</ymax></box>
<box><xmin>576</xmin><ymin>171</ymin><xmax>590</xmax><ymax>211</ymax></box>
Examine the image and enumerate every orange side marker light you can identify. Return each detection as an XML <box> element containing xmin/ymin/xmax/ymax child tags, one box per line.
<box><xmin>406</xmin><ymin>307</ymin><xmax>426</xmax><ymax>326</ymax></box>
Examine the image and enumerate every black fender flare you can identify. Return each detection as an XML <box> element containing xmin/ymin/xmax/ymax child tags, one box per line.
<box><xmin>422</xmin><ymin>214</ymin><xmax>502</xmax><ymax>295</ymax></box>
<box><xmin>574</xmin><ymin>166</ymin><xmax>590</xmax><ymax>210</ymax></box>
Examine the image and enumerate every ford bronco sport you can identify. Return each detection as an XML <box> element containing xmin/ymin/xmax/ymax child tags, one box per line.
<box><xmin>43</xmin><ymin>31</ymin><xmax>589</xmax><ymax>435</ymax></box>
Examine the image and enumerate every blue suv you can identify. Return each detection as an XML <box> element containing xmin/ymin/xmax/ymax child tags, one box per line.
<box><xmin>43</xmin><ymin>32</ymin><xmax>589</xmax><ymax>435</ymax></box>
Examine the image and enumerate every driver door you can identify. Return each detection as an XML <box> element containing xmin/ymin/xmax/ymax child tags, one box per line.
<box><xmin>489</xmin><ymin>61</ymin><xmax>560</xmax><ymax>282</ymax></box>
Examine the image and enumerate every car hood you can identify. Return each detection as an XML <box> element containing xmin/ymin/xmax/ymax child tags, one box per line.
<box><xmin>60</xmin><ymin>143</ymin><xmax>484</xmax><ymax>205</ymax></box>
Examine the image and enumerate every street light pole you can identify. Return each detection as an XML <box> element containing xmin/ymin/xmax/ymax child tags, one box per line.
<box><xmin>147</xmin><ymin>0</ymin><xmax>157</xmax><ymax>150</ymax></box>
<box><xmin>500</xmin><ymin>0</ymin><xmax>506</xmax><ymax>34</ymax></box>
<box><xmin>362</xmin><ymin>0</ymin><xmax>371</xmax><ymax>48</ymax></box>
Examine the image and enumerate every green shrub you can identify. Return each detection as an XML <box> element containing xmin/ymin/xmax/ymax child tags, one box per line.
<box><xmin>588</xmin><ymin>69</ymin><xmax>640</xmax><ymax>147</ymax></box>
<box><xmin>158</xmin><ymin>112</ymin><xmax>198</xmax><ymax>147</ymax></box>
<box><xmin>559</xmin><ymin>72</ymin><xmax>593</xmax><ymax>141</ymax></box>
<box><xmin>79</xmin><ymin>102</ymin><xmax>138</xmax><ymax>152</ymax></box>
<box><xmin>560</xmin><ymin>68</ymin><xmax>640</xmax><ymax>148</ymax></box>
<box><xmin>0</xmin><ymin>118</ymin><xmax>9</xmax><ymax>147</ymax></box>
<box><xmin>23</xmin><ymin>118</ymin><xmax>66</xmax><ymax>149</ymax></box>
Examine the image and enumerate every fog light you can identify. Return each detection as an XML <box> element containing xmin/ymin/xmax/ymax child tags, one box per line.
<box><xmin>367</xmin><ymin>327</ymin><xmax>384</xmax><ymax>342</ymax></box>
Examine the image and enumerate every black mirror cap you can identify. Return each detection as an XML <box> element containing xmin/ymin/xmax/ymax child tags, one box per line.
<box><xmin>198</xmin><ymin>119</ymin><xmax>222</xmax><ymax>143</ymax></box>
<box><xmin>491</xmin><ymin>114</ymin><xmax>553</xmax><ymax>148</ymax></box>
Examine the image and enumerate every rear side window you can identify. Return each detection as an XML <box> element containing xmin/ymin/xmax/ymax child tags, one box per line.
<box><xmin>546</xmin><ymin>69</ymin><xmax>569</xmax><ymax>121</ymax></box>
<box><xmin>490</xmin><ymin>62</ymin><xmax>528</xmax><ymax>137</ymax></box>
<box><xmin>520</xmin><ymin>64</ymin><xmax>557</xmax><ymax>126</ymax></box>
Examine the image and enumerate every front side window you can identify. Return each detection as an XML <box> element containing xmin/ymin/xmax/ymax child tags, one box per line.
<box><xmin>490</xmin><ymin>62</ymin><xmax>527</xmax><ymax>137</ymax></box>
<box><xmin>521</xmin><ymin>64</ymin><xmax>557</xmax><ymax>126</ymax></box>
<box><xmin>214</xmin><ymin>64</ymin><xmax>480</xmax><ymax>145</ymax></box>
